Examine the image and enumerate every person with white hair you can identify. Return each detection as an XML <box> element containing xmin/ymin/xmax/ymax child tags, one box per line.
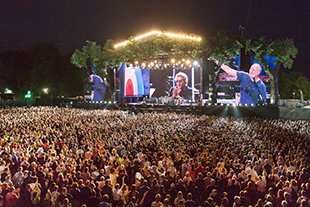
<box><xmin>213</xmin><ymin>60</ymin><xmax>267</xmax><ymax>105</ymax></box>
<box><xmin>168</xmin><ymin>72</ymin><xmax>192</xmax><ymax>101</ymax></box>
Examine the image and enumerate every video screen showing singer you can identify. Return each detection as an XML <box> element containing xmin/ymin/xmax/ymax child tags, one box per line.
<box><xmin>87</xmin><ymin>74</ymin><xmax>106</xmax><ymax>101</ymax></box>
<box><xmin>168</xmin><ymin>72</ymin><xmax>192</xmax><ymax>101</ymax></box>
<box><xmin>214</xmin><ymin>60</ymin><xmax>267</xmax><ymax>105</ymax></box>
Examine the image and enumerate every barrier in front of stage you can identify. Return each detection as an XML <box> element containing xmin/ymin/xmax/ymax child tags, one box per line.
<box><xmin>279</xmin><ymin>107</ymin><xmax>310</xmax><ymax>120</ymax></box>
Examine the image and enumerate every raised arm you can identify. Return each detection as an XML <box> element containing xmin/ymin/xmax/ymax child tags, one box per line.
<box><xmin>213</xmin><ymin>60</ymin><xmax>237</xmax><ymax>78</ymax></box>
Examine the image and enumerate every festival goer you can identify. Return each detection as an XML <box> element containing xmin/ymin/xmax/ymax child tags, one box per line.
<box><xmin>0</xmin><ymin>107</ymin><xmax>309</xmax><ymax>207</ymax></box>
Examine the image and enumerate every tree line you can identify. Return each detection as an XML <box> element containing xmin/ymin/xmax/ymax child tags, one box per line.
<box><xmin>0</xmin><ymin>31</ymin><xmax>309</xmax><ymax>102</ymax></box>
<box><xmin>0</xmin><ymin>42</ymin><xmax>84</xmax><ymax>99</ymax></box>
<box><xmin>71</xmin><ymin>31</ymin><xmax>307</xmax><ymax>103</ymax></box>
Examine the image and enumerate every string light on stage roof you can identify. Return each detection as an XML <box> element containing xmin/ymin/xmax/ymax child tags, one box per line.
<box><xmin>114</xmin><ymin>31</ymin><xmax>202</xmax><ymax>48</ymax></box>
<box><xmin>193</xmin><ymin>60</ymin><xmax>199</xmax><ymax>66</ymax></box>
<box><xmin>132</xmin><ymin>57</ymin><xmax>197</xmax><ymax>70</ymax></box>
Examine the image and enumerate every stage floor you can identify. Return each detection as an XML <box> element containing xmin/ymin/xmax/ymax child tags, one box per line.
<box><xmin>73</xmin><ymin>101</ymin><xmax>280</xmax><ymax>119</ymax></box>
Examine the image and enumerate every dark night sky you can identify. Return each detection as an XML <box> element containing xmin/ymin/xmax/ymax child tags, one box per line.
<box><xmin>1</xmin><ymin>0</ymin><xmax>309</xmax><ymax>77</ymax></box>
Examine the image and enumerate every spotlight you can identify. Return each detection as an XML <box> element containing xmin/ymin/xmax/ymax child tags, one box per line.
<box><xmin>43</xmin><ymin>88</ymin><xmax>49</xmax><ymax>94</ymax></box>
<box><xmin>4</xmin><ymin>88</ymin><xmax>13</xmax><ymax>94</ymax></box>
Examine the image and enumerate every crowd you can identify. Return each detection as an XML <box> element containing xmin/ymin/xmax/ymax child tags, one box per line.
<box><xmin>0</xmin><ymin>106</ymin><xmax>309</xmax><ymax>207</ymax></box>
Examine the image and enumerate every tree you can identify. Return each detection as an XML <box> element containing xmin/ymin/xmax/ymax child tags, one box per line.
<box><xmin>278</xmin><ymin>71</ymin><xmax>292</xmax><ymax>99</ymax></box>
<box><xmin>293</xmin><ymin>75</ymin><xmax>310</xmax><ymax>100</ymax></box>
<box><xmin>195</xmin><ymin>31</ymin><xmax>240</xmax><ymax>104</ymax></box>
<box><xmin>71</xmin><ymin>40</ymin><xmax>121</xmax><ymax>101</ymax></box>
<box><xmin>116</xmin><ymin>32</ymin><xmax>203</xmax><ymax>63</ymax></box>
<box><xmin>71</xmin><ymin>32</ymin><xmax>203</xmax><ymax>101</ymax></box>
<box><xmin>278</xmin><ymin>71</ymin><xmax>310</xmax><ymax>100</ymax></box>
<box><xmin>0</xmin><ymin>50</ymin><xmax>32</xmax><ymax>98</ymax></box>
<box><xmin>246</xmin><ymin>37</ymin><xmax>298</xmax><ymax>104</ymax></box>
<box><xmin>71</xmin><ymin>32</ymin><xmax>203</xmax><ymax>73</ymax></box>
<box><xmin>0</xmin><ymin>59</ymin><xmax>5</xmax><ymax>92</ymax></box>
<box><xmin>30</xmin><ymin>42</ymin><xmax>64</xmax><ymax>97</ymax></box>
<box><xmin>61</xmin><ymin>54</ymin><xmax>84</xmax><ymax>97</ymax></box>
<box><xmin>70</xmin><ymin>41</ymin><xmax>108</xmax><ymax>76</ymax></box>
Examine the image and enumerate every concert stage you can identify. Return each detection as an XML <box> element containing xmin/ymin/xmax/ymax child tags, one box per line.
<box><xmin>73</xmin><ymin>101</ymin><xmax>281</xmax><ymax>119</ymax></box>
<box><xmin>2</xmin><ymin>98</ymin><xmax>307</xmax><ymax>120</ymax></box>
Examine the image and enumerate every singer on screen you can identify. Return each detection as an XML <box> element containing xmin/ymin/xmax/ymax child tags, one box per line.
<box><xmin>213</xmin><ymin>60</ymin><xmax>266</xmax><ymax>105</ymax></box>
<box><xmin>168</xmin><ymin>72</ymin><xmax>192</xmax><ymax>101</ymax></box>
<box><xmin>88</xmin><ymin>74</ymin><xmax>106</xmax><ymax>101</ymax></box>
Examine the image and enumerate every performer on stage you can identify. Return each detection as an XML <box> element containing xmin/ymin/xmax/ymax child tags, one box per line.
<box><xmin>88</xmin><ymin>74</ymin><xmax>106</xmax><ymax>101</ymax></box>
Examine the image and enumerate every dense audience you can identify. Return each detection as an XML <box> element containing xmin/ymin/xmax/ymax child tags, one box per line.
<box><xmin>0</xmin><ymin>106</ymin><xmax>309</xmax><ymax>207</ymax></box>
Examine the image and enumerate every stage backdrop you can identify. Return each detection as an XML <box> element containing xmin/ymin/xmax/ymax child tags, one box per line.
<box><xmin>116</xmin><ymin>63</ymin><xmax>150</xmax><ymax>98</ymax></box>
<box><xmin>116</xmin><ymin>63</ymin><xmax>201</xmax><ymax>101</ymax></box>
